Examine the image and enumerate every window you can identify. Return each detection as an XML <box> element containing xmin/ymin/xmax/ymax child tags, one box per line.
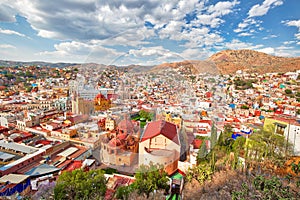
<box><xmin>274</xmin><ymin>123</ymin><xmax>286</xmax><ymax>135</ymax></box>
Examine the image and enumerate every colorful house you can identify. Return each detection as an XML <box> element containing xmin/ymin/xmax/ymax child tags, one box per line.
<box><xmin>139</xmin><ymin>120</ymin><xmax>181</xmax><ymax>175</ymax></box>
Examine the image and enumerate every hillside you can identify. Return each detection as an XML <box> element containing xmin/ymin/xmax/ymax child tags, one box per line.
<box><xmin>209</xmin><ymin>49</ymin><xmax>300</xmax><ymax>74</ymax></box>
<box><xmin>0</xmin><ymin>60</ymin><xmax>78</xmax><ymax>68</ymax></box>
<box><xmin>151</xmin><ymin>60</ymin><xmax>219</xmax><ymax>74</ymax></box>
<box><xmin>152</xmin><ymin>50</ymin><xmax>300</xmax><ymax>75</ymax></box>
<box><xmin>2</xmin><ymin>49</ymin><xmax>300</xmax><ymax>74</ymax></box>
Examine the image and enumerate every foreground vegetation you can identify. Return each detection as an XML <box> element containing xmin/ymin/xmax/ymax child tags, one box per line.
<box><xmin>183</xmin><ymin>124</ymin><xmax>300</xmax><ymax>199</ymax></box>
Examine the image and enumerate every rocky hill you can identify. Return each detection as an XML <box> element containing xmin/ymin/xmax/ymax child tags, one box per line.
<box><xmin>209</xmin><ymin>49</ymin><xmax>300</xmax><ymax>74</ymax></box>
<box><xmin>2</xmin><ymin>49</ymin><xmax>300</xmax><ymax>74</ymax></box>
<box><xmin>151</xmin><ymin>60</ymin><xmax>219</xmax><ymax>74</ymax></box>
<box><xmin>152</xmin><ymin>49</ymin><xmax>300</xmax><ymax>75</ymax></box>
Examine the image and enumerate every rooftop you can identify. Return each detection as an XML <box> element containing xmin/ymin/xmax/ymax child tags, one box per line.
<box><xmin>0</xmin><ymin>174</ymin><xmax>29</xmax><ymax>184</ymax></box>
<box><xmin>0</xmin><ymin>142</ymin><xmax>38</xmax><ymax>154</ymax></box>
<box><xmin>141</xmin><ymin>120</ymin><xmax>179</xmax><ymax>145</ymax></box>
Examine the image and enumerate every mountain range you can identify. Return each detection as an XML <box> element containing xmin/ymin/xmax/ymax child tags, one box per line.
<box><xmin>2</xmin><ymin>49</ymin><xmax>300</xmax><ymax>74</ymax></box>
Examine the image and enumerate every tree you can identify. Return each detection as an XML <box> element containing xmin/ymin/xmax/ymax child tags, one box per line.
<box><xmin>246</xmin><ymin>127</ymin><xmax>292</xmax><ymax>166</ymax></box>
<box><xmin>285</xmin><ymin>89</ymin><xmax>292</xmax><ymax>94</ymax></box>
<box><xmin>218</xmin><ymin>124</ymin><xmax>234</xmax><ymax>152</ymax></box>
<box><xmin>197</xmin><ymin>140</ymin><xmax>208</xmax><ymax>164</ymax></box>
<box><xmin>115</xmin><ymin>185</ymin><xmax>135</xmax><ymax>200</ymax></box>
<box><xmin>186</xmin><ymin>163</ymin><xmax>212</xmax><ymax>184</ymax></box>
<box><xmin>132</xmin><ymin>163</ymin><xmax>169</xmax><ymax>198</ymax></box>
<box><xmin>232</xmin><ymin>136</ymin><xmax>246</xmax><ymax>155</ymax></box>
<box><xmin>210</xmin><ymin>122</ymin><xmax>218</xmax><ymax>149</ymax></box>
<box><xmin>290</xmin><ymin>161</ymin><xmax>300</xmax><ymax>175</ymax></box>
<box><xmin>139</xmin><ymin>110</ymin><xmax>153</xmax><ymax>121</ymax></box>
<box><xmin>54</xmin><ymin>169</ymin><xmax>107</xmax><ymax>200</ymax></box>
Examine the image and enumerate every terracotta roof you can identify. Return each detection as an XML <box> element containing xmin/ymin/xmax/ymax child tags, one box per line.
<box><xmin>109</xmin><ymin>138</ymin><xmax>124</xmax><ymax>147</ymax></box>
<box><xmin>193</xmin><ymin>139</ymin><xmax>209</xmax><ymax>149</ymax></box>
<box><xmin>141</xmin><ymin>120</ymin><xmax>179</xmax><ymax>145</ymax></box>
<box><xmin>118</xmin><ymin>119</ymin><xmax>134</xmax><ymax>132</ymax></box>
<box><xmin>64</xmin><ymin>160</ymin><xmax>82</xmax><ymax>172</ymax></box>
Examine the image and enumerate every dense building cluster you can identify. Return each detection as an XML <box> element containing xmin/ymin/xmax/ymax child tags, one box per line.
<box><xmin>1</xmin><ymin>64</ymin><xmax>300</xmax><ymax>198</ymax></box>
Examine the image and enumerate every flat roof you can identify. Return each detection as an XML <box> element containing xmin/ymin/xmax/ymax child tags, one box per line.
<box><xmin>25</xmin><ymin>164</ymin><xmax>60</xmax><ymax>177</ymax></box>
<box><xmin>58</xmin><ymin>147</ymin><xmax>78</xmax><ymax>157</ymax></box>
<box><xmin>0</xmin><ymin>149</ymin><xmax>45</xmax><ymax>172</ymax></box>
<box><xmin>0</xmin><ymin>151</ymin><xmax>16</xmax><ymax>161</ymax></box>
<box><xmin>0</xmin><ymin>142</ymin><xmax>38</xmax><ymax>154</ymax></box>
<box><xmin>0</xmin><ymin>174</ymin><xmax>29</xmax><ymax>184</ymax></box>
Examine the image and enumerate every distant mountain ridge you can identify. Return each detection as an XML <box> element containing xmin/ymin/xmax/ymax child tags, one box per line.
<box><xmin>0</xmin><ymin>60</ymin><xmax>154</xmax><ymax>73</ymax></box>
<box><xmin>0</xmin><ymin>60</ymin><xmax>78</xmax><ymax>68</ymax></box>
<box><xmin>2</xmin><ymin>49</ymin><xmax>300</xmax><ymax>74</ymax></box>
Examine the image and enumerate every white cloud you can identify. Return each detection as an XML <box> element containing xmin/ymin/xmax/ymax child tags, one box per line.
<box><xmin>0</xmin><ymin>44</ymin><xmax>16</xmax><ymax>49</ymax></box>
<box><xmin>234</xmin><ymin>0</ymin><xmax>282</xmax><ymax>36</ymax></box>
<box><xmin>99</xmin><ymin>27</ymin><xmax>155</xmax><ymax>47</ymax></box>
<box><xmin>248</xmin><ymin>0</ymin><xmax>283</xmax><ymax>18</ymax></box>
<box><xmin>234</xmin><ymin>18</ymin><xmax>260</xmax><ymax>33</ymax></box>
<box><xmin>129</xmin><ymin>46</ymin><xmax>178</xmax><ymax>58</ymax></box>
<box><xmin>0</xmin><ymin>3</ymin><xmax>17</xmax><ymax>22</ymax></box>
<box><xmin>37</xmin><ymin>41</ymin><xmax>123</xmax><ymax>64</ymax></box>
<box><xmin>207</xmin><ymin>0</ymin><xmax>240</xmax><ymax>16</ymax></box>
<box><xmin>180</xmin><ymin>48</ymin><xmax>212</xmax><ymax>60</ymax></box>
<box><xmin>182</xmin><ymin>28</ymin><xmax>224</xmax><ymax>48</ymax></box>
<box><xmin>257</xmin><ymin>47</ymin><xmax>275</xmax><ymax>54</ymax></box>
<box><xmin>223</xmin><ymin>39</ymin><xmax>263</xmax><ymax>50</ymax></box>
<box><xmin>273</xmin><ymin>47</ymin><xmax>300</xmax><ymax>57</ymax></box>
<box><xmin>238</xmin><ymin>32</ymin><xmax>252</xmax><ymax>37</ymax></box>
<box><xmin>0</xmin><ymin>28</ymin><xmax>26</xmax><ymax>37</ymax></box>
<box><xmin>285</xmin><ymin>20</ymin><xmax>300</xmax><ymax>30</ymax></box>
<box><xmin>283</xmin><ymin>41</ymin><xmax>295</xmax><ymax>45</ymax></box>
<box><xmin>193</xmin><ymin>0</ymin><xmax>239</xmax><ymax>28</ymax></box>
<box><xmin>284</xmin><ymin>20</ymin><xmax>300</xmax><ymax>42</ymax></box>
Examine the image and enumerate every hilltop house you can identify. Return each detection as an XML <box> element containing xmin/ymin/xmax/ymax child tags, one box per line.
<box><xmin>139</xmin><ymin>120</ymin><xmax>181</xmax><ymax>175</ymax></box>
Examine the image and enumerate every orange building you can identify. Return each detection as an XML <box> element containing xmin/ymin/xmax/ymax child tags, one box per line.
<box><xmin>94</xmin><ymin>93</ymin><xmax>111</xmax><ymax>111</ymax></box>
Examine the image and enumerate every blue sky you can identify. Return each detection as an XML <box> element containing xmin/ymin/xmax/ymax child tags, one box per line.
<box><xmin>0</xmin><ymin>0</ymin><xmax>299</xmax><ymax>65</ymax></box>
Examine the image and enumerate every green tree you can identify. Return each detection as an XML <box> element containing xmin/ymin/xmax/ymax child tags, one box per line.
<box><xmin>186</xmin><ymin>163</ymin><xmax>212</xmax><ymax>184</ymax></box>
<box><xmin>232</xmin><ymin>136</ymin><xmax>246</xmax><ymax>154</ymax></box>
<box><xmin>25</xmin><ymin>71</ymin><xmax>33</xmax><ymax>77</ymax></box>
<box><xmin>197</xmin><ymin>140</ymin><xmax>208</xmax><ymax>164</ymax></box>
<box><xmin>132</xmin><ymin>163</ymin><xmax>169</xmax><ymax>198</ymax></box>
<box><xmin>139</xmin><ymin>110</ymin><xmax>153</xmax><ymax>121</ymax></box>
<box><xmin>290</xmin><ymin>161</ymin><xmax>300</xmax><ymax>175</ymax></box>
<box><xmin>54</xmin><ymin>169</ymin><xmax>107</xmax><ymax>200</ymax></box>
<box><xmin>115</xmin><ymin>185</ymin><xmax>135</xmax><ymax>200</ymax></box>
<box><xmin>210</xmin><ymin>122</ymin><xmax>218</xmax><ymax>149</ymax></box>
<box><xmin>285</xmin><ymin>89</ymin><xmax>292</xmax><ymax>94</ymax></box>
<box><xmin>218</xmin><ymin>124</ymin><xmax>234</xmax><ymax>152</ymax></box>
<box><xmin>246</xmin><ymin>127</ymin><xmax>291</xmax><ymax>166</ymax></box>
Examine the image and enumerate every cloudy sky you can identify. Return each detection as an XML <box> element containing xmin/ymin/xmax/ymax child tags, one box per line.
<box><xmin>0</xmin><ymin>0</ymin><xmax>299</xmax><ymax>65</ymax></box>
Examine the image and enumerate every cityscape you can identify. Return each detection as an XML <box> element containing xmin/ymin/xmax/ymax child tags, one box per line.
<box><xmin>1</xmin><ymin>0</ymin><xmax>300</xmax><ymax>200</ymax></box>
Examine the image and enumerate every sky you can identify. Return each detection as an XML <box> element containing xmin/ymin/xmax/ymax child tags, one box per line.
<box><xmin>0</xmin><ymin>0</ymin><xmax>299</xmax><ymax>66</ymax></box>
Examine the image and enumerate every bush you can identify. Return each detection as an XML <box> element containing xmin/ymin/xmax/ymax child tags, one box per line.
<box><xmin>285</xmin><ymin>89</ymin><xmax>292</xmax><ymax>94</ymax></box>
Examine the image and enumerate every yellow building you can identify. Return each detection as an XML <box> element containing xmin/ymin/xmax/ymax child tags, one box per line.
<box><xmin>263</xmin><ymin>117</ymin><xmax>288</xmax><ymax>135</ymax></box>
<box><xmin>105</xmin><ymin>117</ymin><xmax>116</xmax><ymax>131</ymax></box>
<box><xmin>165</xmin><ymin>113</ymin><xmax>182</xmax><ymax>129</ymax></box>
<box><xmin>94</xmin><ymin>93</ymin><xmax>111</xmax><ymax>111</ymax></box>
